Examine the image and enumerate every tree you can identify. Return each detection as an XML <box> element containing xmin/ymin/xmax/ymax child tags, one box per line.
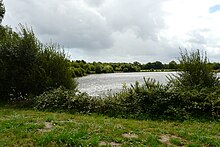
<box><xmin>168</xmin><ymin>60</ymin><xmax>178</xmax><ymax>69</ymax></box>
<box><xmin>0</xmin><ymin>0</ymin><xmax>5</xmax><ymax>23</ymax></box>
<box><xmin>211</xmin><ymin>62</ymin><xmax>220</xmax><ymax>70</ymax></box>
<box><xmin>95</xmin><ymin>64</ymin><xmax>103</xmax><ymax>73</ymax></box>
<box><xmin>133</xmin><ymin>61</ymin><xmax>141</xmax><ymax>68</ymax></box>
<box><xmin>152</xmin><ymin>61</ymin><xmax>164</xmax><ymax>69</ymax></box>
<box><xmin>102</xmin><ymin>65</ymin><xmax>114</xmax><ymax>73</ymax></box>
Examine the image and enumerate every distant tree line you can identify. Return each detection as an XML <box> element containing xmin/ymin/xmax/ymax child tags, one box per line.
<box><xmin>69</xmin><ymin>60</ymin><xmax>220</xmax><ymax>77</ymax></box>
<box><xmin>69</xmin><ymin>60</ymin><xmax>178</xmax><ymax>77</ymax></box>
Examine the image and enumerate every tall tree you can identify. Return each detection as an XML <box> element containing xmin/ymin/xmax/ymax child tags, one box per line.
<box><xmin>0</xmin><ymin>0</ymin><xmax>5</xmax><ymax>23</ymax></box>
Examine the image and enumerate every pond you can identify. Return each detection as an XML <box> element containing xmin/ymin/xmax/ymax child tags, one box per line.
<box><xmin>77</xmin><ymin>72</ymin><xmax>176</xmax><ymax>97</ymax></box>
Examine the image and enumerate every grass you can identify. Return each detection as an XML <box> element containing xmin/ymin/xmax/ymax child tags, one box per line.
<box><xmin>0</xmin><ymin>106</ymin><xmax>220</xmax><ymax>146</ymax></box>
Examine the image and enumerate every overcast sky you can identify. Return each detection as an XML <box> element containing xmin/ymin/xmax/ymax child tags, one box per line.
<box><xmin>2</xmin><ymin>0</ymin><xmax>220</xmax><ymax>63</ymax></box>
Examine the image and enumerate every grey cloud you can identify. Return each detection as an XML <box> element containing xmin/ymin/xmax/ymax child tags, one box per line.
<box><xmin>187</xmin><ymin>30</ymin><xmax>207</xmax><ymax>45</ymax></box>
<box><xmin>3</xmin><ymin>0</ymin><xmax>167</xmax><ymax>45</ymax></box>
<box><xmin>186</xmin><ymin>29</ymin><xmax>220</xmax><ymax>50</ymax></box>
<box><xmin>3</xmin><ymin>0</ymin><xmax>113</xmax><ymax>49</ymax></box>
<box><xmin>75</xmin><ymin>29</ymin><xmax>180</xmax><ymax>63</ymax></box>
<box><xmin>100</xmin><ymin>0</ymin><xmax>167</xmax><ymax>40</ymax></box>
<box><xmin>84</xmin><ymin>0</ymin><xmax>105</xmax><ymax>7</ymax></box>
<box><xmin>3</xmin><ymin>0</ymin><xmax>180</xmax><ymax>63</ymax></box>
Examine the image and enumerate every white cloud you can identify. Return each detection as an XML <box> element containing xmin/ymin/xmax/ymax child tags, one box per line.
<box><xmin>3</xmin><ymin>0</ymin><xmax>113</xmax><ymax>49</ymax></box>
<box><xmin>2</xmin><ymin>0</ymin><xmax>220</xmax><ymax>63</ymax></box>
<box><xmin>162</xmin><ymin>0</ymin><xmax>220</xmax><ymax>61</ymax></box>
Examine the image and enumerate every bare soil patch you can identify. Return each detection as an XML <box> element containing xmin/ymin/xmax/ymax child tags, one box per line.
<box><xmin>99</xmin><ymin>141</ymin><xmax>121</xmax><ymax>147</ymax></box>
<box><xmin>122</xmin><ymin>133</ymin><xmax>138</xmax><ymax>139</ymax></box>
<box><xmin>159</xmin><ymin>134</ymin><xmax>185</xmax><ymax>146</ymax></box>
<box><xmin>38</xmin><ymin>122</ymin><xmax>54</xmax><ymax>132</ymax></box>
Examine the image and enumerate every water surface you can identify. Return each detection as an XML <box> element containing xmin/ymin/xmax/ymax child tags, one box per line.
<box><xmin>77</xmin><ymin>72</ymin><xmax>175</xmax><ymax>97</ymax></box>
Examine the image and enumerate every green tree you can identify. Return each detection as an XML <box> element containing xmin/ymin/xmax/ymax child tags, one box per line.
<box><xmin>102</xmin><ymin>65</ymin><xmax>114</xmax><ymax>73</ymax></box>
<box><xmin>37</xmin><ymin>44</ymin><xmax>76</xmax><ymax>93</ymax></box>
<box><xmin>133</xmin><ymin>61</ymin><xmax>141</xmax><ymax>69</ymax></box>
<box><xmin>153</xmin><ymin>61</ymin><xmax>164</xmax><ymax>69</ymax></box>
<box><xmin>211</xmin><ymin>62</ymin><xmax>220</xmax><ymax>70</ymax></box>
<box><xmin>168</xmin><ymin>60</ymin><xmax>178</xmax><ymax>69</ymax></box>
<box><xmin>95</xmin><ymin>64</ymin><xmax>103</xmax><ymax>74</ymax></box>
<box><xmin>0</xmin><ymin>0</ymin><xmax>5</xmax><ymax>23</ymax></box>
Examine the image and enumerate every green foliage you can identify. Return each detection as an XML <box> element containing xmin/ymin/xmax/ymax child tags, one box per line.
<box><xmin>211</xmin><ymin>62</ymin><xmax>220</xmax><ymax>71</ymax></box>
<box><xmin>168</xmin><ymin>60</ymin><xmax>178</xmax><ymax>69</ymax></box>
<box><xmin>0</xmin><ymin>25</ymin><xmax>76</xmax><ymax>101</ymax></box>
<box><xmin>0</xmin><ymin>0</ymin><xmax>5</xmax><ymax>23</ymax></box>
<box><xmin>102</xmin><ymin>65</ymin><xmax>114</xmax><ymax>73</ymax></box>
<box><xmin>34</xmin><ymin>86</ymin><xmax>74</xmax><ymax>111</ymax></box>
<box><xmin>36</xmin><ymin>44</ymin><xmax>76</xmax><ymax>92</ymax></box>
<box><xmin>0</xmin><ymin>25</ymin><xmax>40</xmax><ymax>100</ymax></box>
<box><xmin>68</xmin><ymin>58</ymin><xmax>220</xmax><ymax>75</ymax></box>
<box><xmin>142</xmin><ymin>61</ymin><xmax>164</xmax><ymax>70</ymax></box>
<box><xmin>94</xmin><ymin>63</ymin><xmax>103</xmax><ymax>74</ymax></box>
<box><xmin>34</xmin><ymin>86</ymin><xmax>101</xmax><ymax>113</ymax></box>
<box><xmin>33</xmin><ymin>49</ymin><xmax>220</xmax><ymax>120</ymax></box>
<box><xmin>103</xmin><ymin>80</ymin><xmax>220</xmax><ymax>119</ymax></box>
<box><xmin>69</xmin><ymin>61</ymin><xmax>144</xmax><ymax>76</ymax></box>
<box><xmin>168</xmin><ymin>49</ymin><xmax>220</xmax><ymax>90</ymax></box>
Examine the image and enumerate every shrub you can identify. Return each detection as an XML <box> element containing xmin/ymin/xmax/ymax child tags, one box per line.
<box><xmin>34</xmin><ymin>86</ymin><xmax>102</xmax><ymax>113</ymax></box>
<box><xmin>33</xmin><ymin>78</ymin><xmax>220</xmax><ymax>120</ymax></box>
<box><xmin>36</xmin><ymin>44</ymin><xmax>77</xmax><ymax>93</ymax></box>
<box><xmin>99</xmin><ymin>78</ymin><xmax>172</xmax><ymax>118</ymax></box>
<box><xmin>0</xmin><ymin>25</ymin><xmax>40</xmax><ymax>100</ymax></box>
<box><xmin>0</xmin><ymin>25</ymin><xmax>76</xmax><ymax>101</ymax></box>
<box><xmin>102</xmin><ymin>79</ymin><xmax>220</xmax><ymax>119</ymax></box>
<box><xmin>99</xmin><ymin>49</ymin><xmax>220</xmax><ymax>120</ymax></box>
<box><xmin>168</xmin><ymin>49</ymin><xmax>220</xmax><ymax>90</ymax></box>
<box><xmin>164</xmin><ymin>49</ymin><xmax>220</xmax><ymax>119</ymax></box>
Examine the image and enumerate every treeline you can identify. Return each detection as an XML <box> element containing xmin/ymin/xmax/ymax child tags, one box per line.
<box><xmin>69</xmin><ymin>60</ymin><xmax>178</xmax><ymax>77</ymax></box>
<box><xmin>69</xmin><ymin>60</ymin><xmax>220</xmax><ymax>77</ymax></box>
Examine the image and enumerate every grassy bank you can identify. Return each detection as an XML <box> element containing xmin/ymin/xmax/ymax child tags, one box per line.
<box><xmin>0</xmin><ymin>106</ymin><xmax>220</xmax><ymax>146</ymax></box>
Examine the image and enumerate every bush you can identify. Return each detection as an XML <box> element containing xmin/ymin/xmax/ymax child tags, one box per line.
<box><xmin>163</xmin><ymin>49</ymin><xmax>220</xmax><ymax>119</ymax></box>
<box><xmin>98</xmin><ymin>78</ymin><xmax>171</xmax><ymax>118</ymax></box>
<box><xmin>36</xmin><ymin>44</ymin><xmax>77</xmax><ymax>93</ymax></box>
<box><xmin>0</xmin><ymin>26</ymin><xmax>40</xmax><ymax>100</ymax></box>
<box><xmin>101</xmin><ymin>79</ymin><xmax>220</xmax><ymax>119</ymax></box>
<box><xmin>168</xmin><ymin>49</ymin><xmax>220</xmax><ymax>90</ymax></box>
<box><xmin>98</xmin><ymin>50</ymin><xmax>220</xmax><ymax>120</ymax></box>
<box><xmin>34</xmin><ymin>86</ymin><xmax>102</xmax><ymax>113</ymax></box>
<box><xmin>0</xmin><ymin>25</ymin><xmax>76</xmax><ymax>101</ymax></box>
